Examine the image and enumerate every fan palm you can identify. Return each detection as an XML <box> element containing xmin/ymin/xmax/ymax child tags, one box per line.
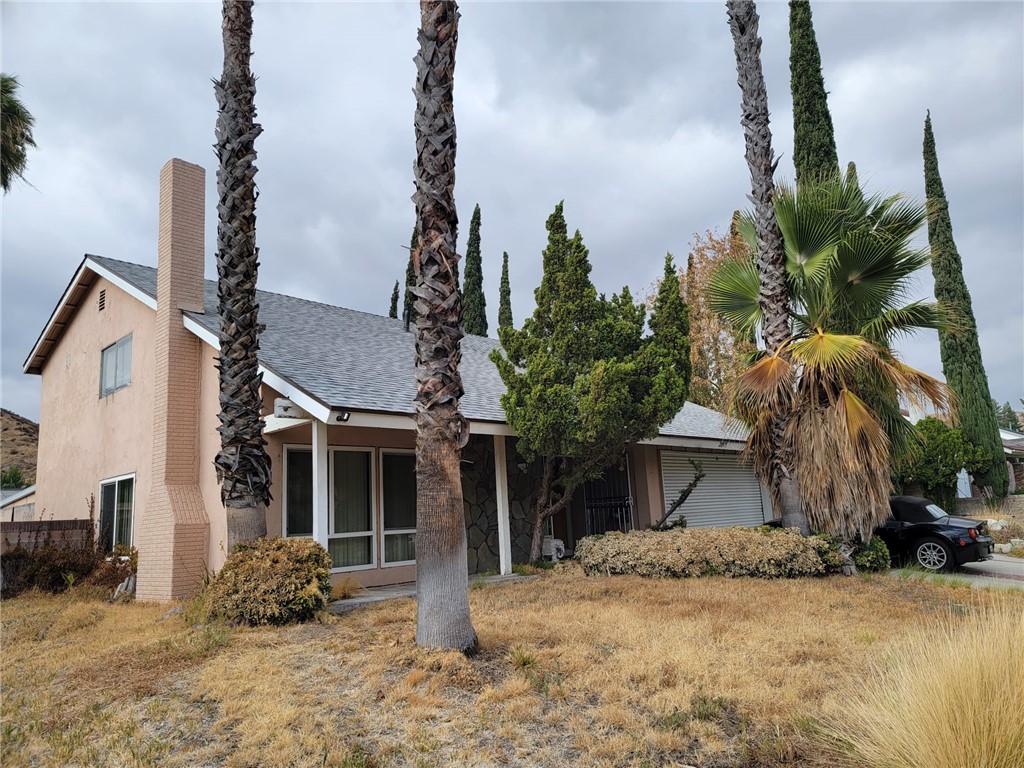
<box><xmin>711</xmin><ymin>175</ymin><xmax>952</xmax><ymax>545</ymax></box>
<box><xmin>214</xmin><ymin>0</ymin><xmax>272</xmax><ymax>548</ymax></box>
<box><xmin>726</xmin><ymin>0</ymin><xmax>806</xmax><ymax>533</ymax></box>
<box><xmin>411</xmin><ymin>0</ymin><xmax>477</xmax><ymax>652</ymax></box>
<box><xmin>1</xmin><ymin>74</ymin><xmax>37</xmax><ymax>193</ymax></box>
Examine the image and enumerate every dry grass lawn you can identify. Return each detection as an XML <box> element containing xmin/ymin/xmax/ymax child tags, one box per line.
<box><xmin>3</xmin><ymin>571</ymin><xmax>1021</xmax><ymax>767</ymax></box>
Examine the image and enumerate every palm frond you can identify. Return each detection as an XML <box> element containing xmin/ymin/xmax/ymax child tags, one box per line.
<box><xmin>708</xmin><ymin>259</ymin><xmax>762</xmax><ymax>336</ymax></box>
<box><xmin>859</xmin><ymin>301</ymin><xmax>945</xmax><ymax>344</ymax></box>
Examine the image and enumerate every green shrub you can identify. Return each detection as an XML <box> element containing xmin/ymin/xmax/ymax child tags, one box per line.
<box><xmin>854</xmin><ymin>536</ymin><xmax>891</xmax><ymax>572</ymax></box>
<box><xmin>574</xmin><ymin>527</ymin><xmax>827</xmax><ymax>579</ymax></box>
<box><xmin>811</xmin><ymin>533</ymin><xmax>844</xmax><ymax>571</ymax></box>
<box><xmin>207</xmin><ymin>537</ymin><xmax>332</xmax><ymax>626</ymax></box>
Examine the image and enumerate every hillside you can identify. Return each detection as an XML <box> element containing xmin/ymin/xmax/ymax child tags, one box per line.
<box><xmin>1</xmin><ymin>409</ymin><xmax>39</xmax><ymax>484</ymax></box>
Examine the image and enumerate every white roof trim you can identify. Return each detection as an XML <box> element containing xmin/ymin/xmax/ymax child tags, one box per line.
<box><xmin>264</xmin><ymin>416</ymin><xmax>312</xmax><ymax>435</ymax></box>
<box><xmin>23</xmin><ymin>256</ymin><xmax>157</xmax><ymax>375</ymax></box>
<box><xmin>641</xmin><ymin>435</ymin><xmax>746</xmax><ymax>452</ymax></box>
<box><xmin>1</xmin><ymin>485</ymin><xmax>36</xmax><ymax>509</ymax></box>
<box><xmin>182</xmin><ymin>314</ymin><xmax>333</xmax><ymax>423</ymax></box>
<box><xmin>85</xmin><ymin>257</ymin><xmax>157</xmax><ymax>310</ymax></box>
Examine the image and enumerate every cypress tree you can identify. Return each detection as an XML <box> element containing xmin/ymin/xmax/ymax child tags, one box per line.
<box><xmin>404</xmin><ymin>228</ymin><xmax>418</xmax><ymax>324</ymax></box>
<box><xmin>498</xmin><ymin>251</ymin><xmax>513</xmax><ymax>332</ymax></box>
<box><xmin>462</xmin><ymin>204</ymin><xmax>488</xmax><ymax>336</ymax></box>
<box><xmin>846</xmin><ymin>161</ymin><xmax>859</xmax><ymax>189</ymax></box>
<box><xmin>923</xmin><ymin>112</ymin><xmax>1008</xmax><ymax>497</ymax></box>
<box><xmin>389</xmin><ymin>280</ymin><xmax>399</xmax><ymax>318</ymax></box>
<box><xmin>789</xmin><ymin>0</ymin><xmax>839</xmax><ymax>185</ymax></box>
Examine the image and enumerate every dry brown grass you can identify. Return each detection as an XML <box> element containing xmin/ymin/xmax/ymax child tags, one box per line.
<box><xmin>3</xmin><ymin>573</ymin><xmax>1021</xmax><ymax>767</ymax></box>
<box><xmin>822</xmin><ymin>602</ymin><xmax>1023</xmax><ymax>768</ymax></box>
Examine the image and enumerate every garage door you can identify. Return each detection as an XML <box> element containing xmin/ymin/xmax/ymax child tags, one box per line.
<box><xmin>659</xmin><ymin>451</ymin><xmax>766</xmax><ymax>528</ymax></box>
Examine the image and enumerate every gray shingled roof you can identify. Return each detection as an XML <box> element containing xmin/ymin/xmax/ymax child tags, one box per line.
<box><xmin>90</xmin><ymin>255</ymin><xmax>747</xmax><ymax>441</ymax></box>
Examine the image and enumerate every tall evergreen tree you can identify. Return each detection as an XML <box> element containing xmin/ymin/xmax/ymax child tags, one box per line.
<box><xmin>389</xmin><ymin>280</ymin><xmax>399</xmax><ymax>318</ymax></box>
<box><xmin>492</xmin><ymin>206</ymin><xmax>690</xmax><ymax>562</ymax></box>
<box><xmin>923</xmin><ymin>112</ymin><xmax>1008</xmax><ymax>497</ymax></box>
<box><xmin>845</xmin><ymin>161</ymin><xmax>859</xmax><ymax>189</ymax></box>
<box><xmin>214</xmin><ymin>0</ymin><xmax>272</xmax><ymax>548</ymax></box>
<box><xmin>789</xmin><ymin>0</ymin><xmax>839</xmax><ymax>185</ymax></box>
<box><xmin>994</xmin><ymin>400</ymin><xmax>1021</xmax><ymax>432</ymax></box>
<box><xmin>462</xmin><ymin>203</ymin><xmax>488</xmax><ymax>335</ymax></box>
<box><xmin>498</xmin><ymin>251</ymin><xmax>513</xmax><ymax>332</ymax></box>
<box><xmin>404</xmin><ymin>228</ymin><xmax>418</xmax><ymax>324</ymax></box>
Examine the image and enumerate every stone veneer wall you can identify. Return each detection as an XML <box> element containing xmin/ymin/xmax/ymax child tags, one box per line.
<box><xmin>504</xmin><ymin>438</ymin><xmax>542</xmax><ymax>563</ymax></box>
<box><xmin>461</xmin><ymin>435</ymin><xmax>542</xmax><ymax>571</ymax></box>
<box><xmin>462</xmin><ymin>434</ymin><xmax>500</xmax><ymax>574</ymax></box>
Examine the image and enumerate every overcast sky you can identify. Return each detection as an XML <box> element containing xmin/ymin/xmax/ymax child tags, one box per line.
<box><xmin>2</xmin><ymin>1</ymin><xmax>1022</xmax><ymax>423</ymax></box>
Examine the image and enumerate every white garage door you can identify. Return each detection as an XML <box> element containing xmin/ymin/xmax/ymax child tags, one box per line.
<box><xmin>660</xmin><ymin>451</ymin><xmax>766</xmax><ymax>528</ymax></box>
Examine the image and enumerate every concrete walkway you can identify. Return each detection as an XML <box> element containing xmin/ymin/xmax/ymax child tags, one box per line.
<box><xmin>329</xmin><ymin>573</ymin><xmax>537</xmax><ymax>614</ymax></box>
<box><xmin>889</xmin><ymin>554</ymin><xmax>1024</xmax><ymax>591</ymax></box>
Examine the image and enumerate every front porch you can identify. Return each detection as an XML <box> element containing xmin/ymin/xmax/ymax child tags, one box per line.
<box><xmin>263</xmin><ymin>403</ymin><xmax>528</xmax><ymax>587</ymax></box>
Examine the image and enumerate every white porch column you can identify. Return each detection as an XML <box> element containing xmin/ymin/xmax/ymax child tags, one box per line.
<box><xmin>493</xmin><ymin>434</ymin><xmax>513</xmax><ymax>575</ymax></box>
<box><xmin>312</xmin><ymin>419</ymin><xmax>329</xmax><ymax>553</ymax></box>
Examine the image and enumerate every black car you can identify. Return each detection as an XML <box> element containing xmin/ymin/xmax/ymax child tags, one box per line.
<box><xmin>875</xmin><ymin>496</ymin><xmax>995</xmax><ymax>572</ymax></box>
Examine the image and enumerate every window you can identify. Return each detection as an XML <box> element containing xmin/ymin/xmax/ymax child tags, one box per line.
<box><xmin>329</xmin><ymin>449</ymin><xmax>374</xmax><ymax>569</ymax></box>
<box><xmin>284</xmin><ymin>449</ymin><xmax>313</xmax><ymax>536</ymax></box>
<box><xmin>382</xmin><ymin>452</ymin><xmax>416</xmax><ymax>565</ymax></box>
<box><xmin>98</xmin><ymin>475</ymin><xmax>134</xmax><ymax>551</ymax></box>
<box><xmin>100</xmin><ymin>334</ymin><xmax>132</xmax><ymax>396</ymax></box>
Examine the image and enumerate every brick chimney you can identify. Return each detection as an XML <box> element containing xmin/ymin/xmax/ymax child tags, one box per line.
<box><xmin>136</xmin><ymin>159</ymin><xmax>210</xmax><ymax>601</ymax></box>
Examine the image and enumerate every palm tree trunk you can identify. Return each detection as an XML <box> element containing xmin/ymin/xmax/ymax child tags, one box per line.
<box><xmin>214</xmin><ymin>0</ymin><xmax>271</xmax><ymax>549</ymax></box>
<box><xmin>412</xmin><ymin>0</ymin><xmax>477</xmax><ymax>653</ymax></box>
<box><xmin>726</xmin><ymin>0</ymin><xmax>808</xmax><ymax>535</ymax></box>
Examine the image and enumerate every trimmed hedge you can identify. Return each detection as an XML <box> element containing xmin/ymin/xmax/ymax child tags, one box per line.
<box><xmin>207</xmin><ymin>537</ymin><xmax>332</xmax><ymax>625</ymax></box>
<box><xmin>575</xmin><ymin>527</ymin><xmax>835</xmax><ymax>579</ymax></box>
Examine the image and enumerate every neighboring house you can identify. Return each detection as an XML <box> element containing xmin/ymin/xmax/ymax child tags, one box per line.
<box><xmin>1</xmin><ymin>486</ymin><xmax>36</xmax><ymax>522</ymax></box>
<box><xmin>22</xmin><ymin>159</ymin><xmax>770</xmax><ymax>602</ymax></box>
<box><xmin>999</xmin><ymin>428</ymin><xmax>1024</xmax><ymax>492</ymax></box>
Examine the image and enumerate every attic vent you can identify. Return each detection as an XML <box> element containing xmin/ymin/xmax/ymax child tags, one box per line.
<box><xmin>98</xmin><ymin>289</ymin><xmax>106</xmax><ymax>311</ymax></box>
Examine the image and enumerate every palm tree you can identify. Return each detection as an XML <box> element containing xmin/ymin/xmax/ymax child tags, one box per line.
<box><xmin>1</xmin><ymin>74</ymin><xmax>37</xmax><ymax>193</ymax></box>
<box><xmin>726</xmin><ymin>0</ymin><xmax>806</xmax><ymax>533</ymax></box>
<box><xmin>411</xmin><ymin>0</ymin><xmax>477</xmax><ymax>652</ymax></box>
<box><xmin>213</xmin><ymin>0</ymin><xmax>272</xmax><ymax>549</ymax></box>
<box><xmin>710</xmin><ymin>175</ymin><xmax>952</xmax><ymax>552</ymax></box>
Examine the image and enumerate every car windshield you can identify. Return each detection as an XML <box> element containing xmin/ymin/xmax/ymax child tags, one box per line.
<box><xmin>924</xmin><ymin>504</ymin><xmax>950</xmax><ymax>521</ymax></box>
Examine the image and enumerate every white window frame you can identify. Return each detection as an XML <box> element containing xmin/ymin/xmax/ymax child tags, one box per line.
<box><xmin>99</xmin><ymin>334</ymin><xmax>133</xmax><ymax>397</ymax></box>
<box><xmin>281</xmin><ymin>445</ymin><xmax>313</xmax><ymax>538</ymax></box>
<box><xmin>380</xmin><ymin>449</ymin><xmax>417</xmax><ymax>567</ymax></box>
<box><xmin>98</xmin><ymin>472</ymin><xmax>136</xmax><ymax>549</ymax></box>
<box><xmin>328</xmin><ymin>446</ymin><xmax>377</xmax><ymax>573</ymax></box>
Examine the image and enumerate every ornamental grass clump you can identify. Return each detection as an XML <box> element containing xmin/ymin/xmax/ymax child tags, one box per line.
<box><xmin>207</xmin><ymin>537</ymin><xmax>332</xmax><ymax>626</ymax></box>
<box><xmin>823</xmin><ymin>602</ymin><xmax>1024</xmax><ymax>768</ymax></box>
<box><xmin>575</xmin><ymin>527</ymin><xmax>828</xmax><ymax>579</ymax></box>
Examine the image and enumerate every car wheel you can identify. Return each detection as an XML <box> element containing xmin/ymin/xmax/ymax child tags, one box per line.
<box><xmin>913</xmin><ymin>537</ymin><xmax>954</xmax><ymax>572</ymax></box>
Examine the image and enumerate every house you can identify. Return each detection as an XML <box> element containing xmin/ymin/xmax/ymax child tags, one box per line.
<box><xmin>22</xmin><ymin>158</ymin><xmax>770</xmax><ymax>601</ymax></box>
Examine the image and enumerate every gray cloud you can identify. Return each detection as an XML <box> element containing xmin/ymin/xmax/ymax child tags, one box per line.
<box><xmin>3</xmin><ymin>1</ymin><xmax>1021</xmax><ymax>423</ymax></box>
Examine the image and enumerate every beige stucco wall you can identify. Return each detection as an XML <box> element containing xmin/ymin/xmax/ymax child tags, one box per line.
<box><xmin>629</xmin><ymin>444</ymin><xmax>664</xmax><ymax>529</ymax></box>
<box><xmin>33</xmin><ymin>278</ymin><xmax>155</xmax><ymax>529</ymax></box>
<box><xmin>198</xmin><ymin>342</ymin><xmax>228</xmax><ymax>572</ymax></box>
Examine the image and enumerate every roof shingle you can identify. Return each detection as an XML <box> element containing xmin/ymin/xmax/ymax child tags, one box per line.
<box><xmin>90</xmin><ymin>255</ymin><xmax>747</xmax><ymax>441</ymax></box>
